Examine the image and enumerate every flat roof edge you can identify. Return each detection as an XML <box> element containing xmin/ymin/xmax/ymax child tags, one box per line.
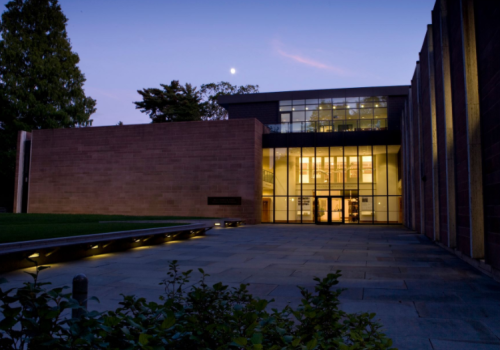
<box><xmin>218</xmin><ymin>85</ymin><xmax>410</xmax><ymax>105</ymax></box>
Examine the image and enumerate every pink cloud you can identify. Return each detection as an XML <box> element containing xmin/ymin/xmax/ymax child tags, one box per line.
<box><xmin>273</xmin><ymin>40</ymin><xmax>352</xmax><ymax>77</ymax></box>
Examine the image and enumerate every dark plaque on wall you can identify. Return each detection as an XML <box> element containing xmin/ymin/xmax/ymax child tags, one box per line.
<box><xmin>207</xmin><ymin>197</ymin><xmax>242</xmax><ymax>205</ymax></box>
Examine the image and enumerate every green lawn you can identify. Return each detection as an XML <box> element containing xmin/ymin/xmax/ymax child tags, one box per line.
<box><xmin>0</xmin><ymin>213</ymin><xmax>216</xmax><ymax>244</ymax></box>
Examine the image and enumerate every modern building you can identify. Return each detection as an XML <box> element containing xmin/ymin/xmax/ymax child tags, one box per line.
<box><xmin>12</xmin><ymin>0</ymin><xmax>500</xmax><ymax>275</ymax></box>
<box><xmin>218</xmin><ymin>86</ymin><xmax>407</xmax><ymax>225</ymax></box>
<box><xmin>13</xmin><ymin>86</ymin><xmax>407</xmax><ymax>226</ymax></box>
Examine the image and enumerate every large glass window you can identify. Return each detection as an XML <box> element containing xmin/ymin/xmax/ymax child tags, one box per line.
<box><xmin>358</xmin><ymin>146</ymin><xmax>372</xmax><ymax>195</ymax></box>
<box><xmin>301</xmin><ymin>148</ymin><xmax>315</xmax><ymax>196</ymax></box>
<box><xmin>262</xmin><ymin>149</ymin><xmax>274</xmax><ymax>223</ymax></box>
<box><xmin>271</xmin><ymin>96</ymin><xmax>389</xmax><ymax>134</ymax></box>
<box><xmin>275</xmin><ymin>148</ymin><xmax>287</xmax><ymax>196</ymax></box>
<box><xmin>288</xmin><ymin>148</ymin><xmax>301</xmax><ymax>197</ymax></box>
<box><xmin>262</xmin><ymin>145</ymin><xmax>401</xmax><ymax>225</ymax></box>
<box><xmin>373</xmin><ymin>146</ymin><xmax>387</xmax><ymax>195</ymax></box>
<box><xmin>316</xmin><ymin>147</ymin><xmax>329</xmax><ymax>196</ymax></box>
<box><xmin>330</xmin><ymin>147</ymin><xmax>343</xmax><ymax>196</ymax></box>
<box><xmin>387</xmin><ymin>145</ymin><xmax>401</xmax><ymax>195</ymax></box>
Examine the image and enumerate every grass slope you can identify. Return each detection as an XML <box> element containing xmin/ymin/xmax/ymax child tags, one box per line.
<box><xmin>0</xmin><ymin>213</ymin><xmax>214</xmax><ymax>244</ymax></box>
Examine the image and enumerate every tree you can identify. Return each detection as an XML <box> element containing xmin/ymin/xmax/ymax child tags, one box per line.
<box><xmin>134</xmin><ymin>80</ymin><xmax>203</xmax><ymax>123</ymax></box>
<box><xmin>0</xmin><ymin>0</ymin><xmax>96</xmax><ymax>211</ymax></box>
<box><xmin>200</xmin><ymin>81</ymin><xmax>259</xmax><ymax>120</ymax></box>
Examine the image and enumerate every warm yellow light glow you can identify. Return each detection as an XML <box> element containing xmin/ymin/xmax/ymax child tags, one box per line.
<box><xmin>91</xmin><ymin>245</ymin><xmax>99</xmax><ymax>249</ymax></box>
<box><xmin>361</xmin><ymin>105</ymin><xmax>364</xmax><ymax>107</ymax></box>
<box><xmin>29</xmin><ymin>253</ymin><xmax>39</xmax><ymax>258</ymax></box>
<box><xmin>215</xmin><ymin>223</ymin><xmax>221</xmax><ymax>226</ymax></box>
<box><xmin>88</xmin><ymin>253</ymin><xmax>115</xmax><ymax>260</ymax></box>
<box><xmin>376</xmin><ymin>104</ymin><xmax>379</xmax><ymax>107</ymax></box>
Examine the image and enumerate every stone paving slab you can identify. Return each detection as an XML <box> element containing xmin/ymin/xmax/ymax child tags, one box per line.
<box><xmin>1</xmin><ymin>224</ymin><xmax>500</xmax><ymax>349</ymax></box>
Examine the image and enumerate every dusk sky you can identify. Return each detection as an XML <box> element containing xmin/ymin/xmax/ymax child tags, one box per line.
<box><xmin>1</xmin><ymin>0</ymin><xmax>435</xmax><ymax>126</ymax></box>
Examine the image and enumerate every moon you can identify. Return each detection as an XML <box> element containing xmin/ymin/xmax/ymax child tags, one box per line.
<box><xmin>230</xmin><ymin>68</ymin><xmax>236</xmax><ymax>74</ymax></box>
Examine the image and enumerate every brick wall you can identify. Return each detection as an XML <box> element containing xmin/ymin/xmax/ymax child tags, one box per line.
<box><xmin>26</xmin><ymin>119</ymin><xmax>263</xmax><ymax>224</ymax></box>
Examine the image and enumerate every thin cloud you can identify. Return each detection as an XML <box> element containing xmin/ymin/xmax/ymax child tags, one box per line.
<box><xmin>273</xmin><ymin>40</ymin><xmax>352</xmax><ymax>77</ymax></box>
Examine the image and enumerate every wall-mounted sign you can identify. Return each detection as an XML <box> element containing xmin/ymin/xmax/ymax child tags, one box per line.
<box><xmin>207</xmin><ymin>197</ymin><xmax>242</xmax><ymax>205</ymax></box>
<box><xmin>360</xmin><ymin>197</ymin><xmax>373</xmax><ymax>211</ymax></box>
<box><xmin>298</xmin><ymin>197</ymin><xmax>311</xmax><ymax>210</ymax></box>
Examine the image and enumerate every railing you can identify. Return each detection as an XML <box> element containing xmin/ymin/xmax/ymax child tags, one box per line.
<box><xmin>265</xmin><ymin>120</ymin><xmax>388</xmax><ymax>134</ymax></box>
<box><xmin>263</xmin><ymin>169</ymin><xmax>274</xmax><ymax>183</ymax></box>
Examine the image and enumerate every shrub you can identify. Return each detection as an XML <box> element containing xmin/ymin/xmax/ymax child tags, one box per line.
<box><xmin>0</xmin><ymin>261</ymin><xmax>395</xmax><ymax>349</ymax></box>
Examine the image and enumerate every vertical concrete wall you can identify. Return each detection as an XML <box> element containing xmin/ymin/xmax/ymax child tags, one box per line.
<box><xmin>474</xmin><ymin>0</ymin><xmax>500</xmax><ymax>270</ymax></box>
<box><xmin>25</xmin><ymin>119</ymin><xmax>263</xmax><ymax>223</ymax></box>
<box><xmin>13</xmin><ymin>131</ymin><xmax>31</xmax><ymax>213</ymax></box>
<box><xmin>403</xmin><ymin>0</ymin><xmax>499</xmax><ymax>273</ymax></box>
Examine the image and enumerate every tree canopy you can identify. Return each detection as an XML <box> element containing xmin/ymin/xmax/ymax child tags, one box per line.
<box><xmin>0</xmin><ymin>0</ymin><xmax>96</xmax><ymax>210</ymax></box>
<box><xmin>200</xmin><ymin>81</ymin><xmax>259</xmax><ymax>120</ymax></box>
<box><xmin>134</xmin><ymin>81</ymin><xmax>259</xmax><ymax>122</ymax></box>
<box><xmin>134</xmin><ymin>80</ymin><xmax>203</xmax><ymax>123</ymax></box>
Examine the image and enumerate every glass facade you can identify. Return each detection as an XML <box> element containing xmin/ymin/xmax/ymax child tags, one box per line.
<box><xmin>261</xmin><ymin>145</ymin><xmax>402</xmax><ymax>224</ymax></box>
<box><xmin>270</xmin><ymin>96</ymin><xmax>388</xmax><ymax>133</ymax></box>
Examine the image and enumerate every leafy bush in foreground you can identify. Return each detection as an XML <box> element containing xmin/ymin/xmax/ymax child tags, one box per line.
<box><xmin>0</xmin><ymin>261</ymin><xmax>395</xmax><ymax>349</ymax></box>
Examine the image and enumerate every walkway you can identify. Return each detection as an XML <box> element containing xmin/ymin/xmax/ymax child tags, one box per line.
<box><xmin>1</xmin><ymin>224</ymin><xmax>500</xmax><ymax>349</ymax></box>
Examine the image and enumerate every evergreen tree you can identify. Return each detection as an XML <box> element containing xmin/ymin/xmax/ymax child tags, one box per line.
<box><xmin>0</xmin><ymin>0</ymin><xmax>96</xmax><ymax>211</ymax></box>
<box><xmin>134</xmin><ymin>80</ymin><xmax>203</xmax><ymax>123</ymax></box>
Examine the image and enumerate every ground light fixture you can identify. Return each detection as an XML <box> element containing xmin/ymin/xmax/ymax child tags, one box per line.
<box><xmin>91</xmin><ymin>245</ymin><xmax>99</xmax><ymax>249</ymax></box>
<box><xmin>28</xmin><ymin>252</ymin><xmax>39</xmax><ymax>258</ymax></box>
<box><xmin>215</xmin><ymin>223</ymin><xmax>221</xmax><ymax>226</ymax></box>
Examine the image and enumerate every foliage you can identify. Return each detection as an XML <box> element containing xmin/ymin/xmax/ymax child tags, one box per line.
<box><xmin>0</xmin><ymin>261</ymin><xmax>395</xmax><ymax>349</ymax></box>
<box><xmin>200</xmin><ymin>82</ymin><xmax>259</xmax><ymax>121</ymax></box>
<box><xmin>0</xmin><ymin>0</ymin><xmax>96</xmax><ymax>210</ymax></box>
<box><xmin>134</xmin><ymin>81</ymin><xmax>259</xmax><ymax>123</ymax></box>
<box><xmin>134</xmin><ymin>80</ymin><xmax>204</xmax><ymax>123</ymax></box>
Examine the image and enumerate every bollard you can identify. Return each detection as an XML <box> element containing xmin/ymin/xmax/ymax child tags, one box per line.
<box><xmin>72</xmin><ymin>274</ymin><xmax>88</xmax><ymax>318</ymax></box>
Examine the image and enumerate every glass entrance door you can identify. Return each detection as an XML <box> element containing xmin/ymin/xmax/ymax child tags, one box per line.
<box><xmin>315</xmin><ymin>196</ymin><xmax>344</xmax><ymax>224</ymax></box>
<box><xmin>316</xmin><ymin>197</ymin><xmax>329</xmax><ymax>224</ymax></box>
<box><xmin>331</xmin><ymin>197</ymin><xmax>343</xmax><ymax>223</ymax></box>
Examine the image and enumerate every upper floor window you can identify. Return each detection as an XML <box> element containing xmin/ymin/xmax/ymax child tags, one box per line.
<box><xmin>273</xmin><ymin>96</ymin><xmax>388</xmax><ymax>133</ymax></box>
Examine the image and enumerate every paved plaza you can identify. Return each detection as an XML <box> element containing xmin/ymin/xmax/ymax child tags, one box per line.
<box><xmin>1</xmin><ymin>224</ymin><xmax>500</xmax><ymax>349</ymax></box>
